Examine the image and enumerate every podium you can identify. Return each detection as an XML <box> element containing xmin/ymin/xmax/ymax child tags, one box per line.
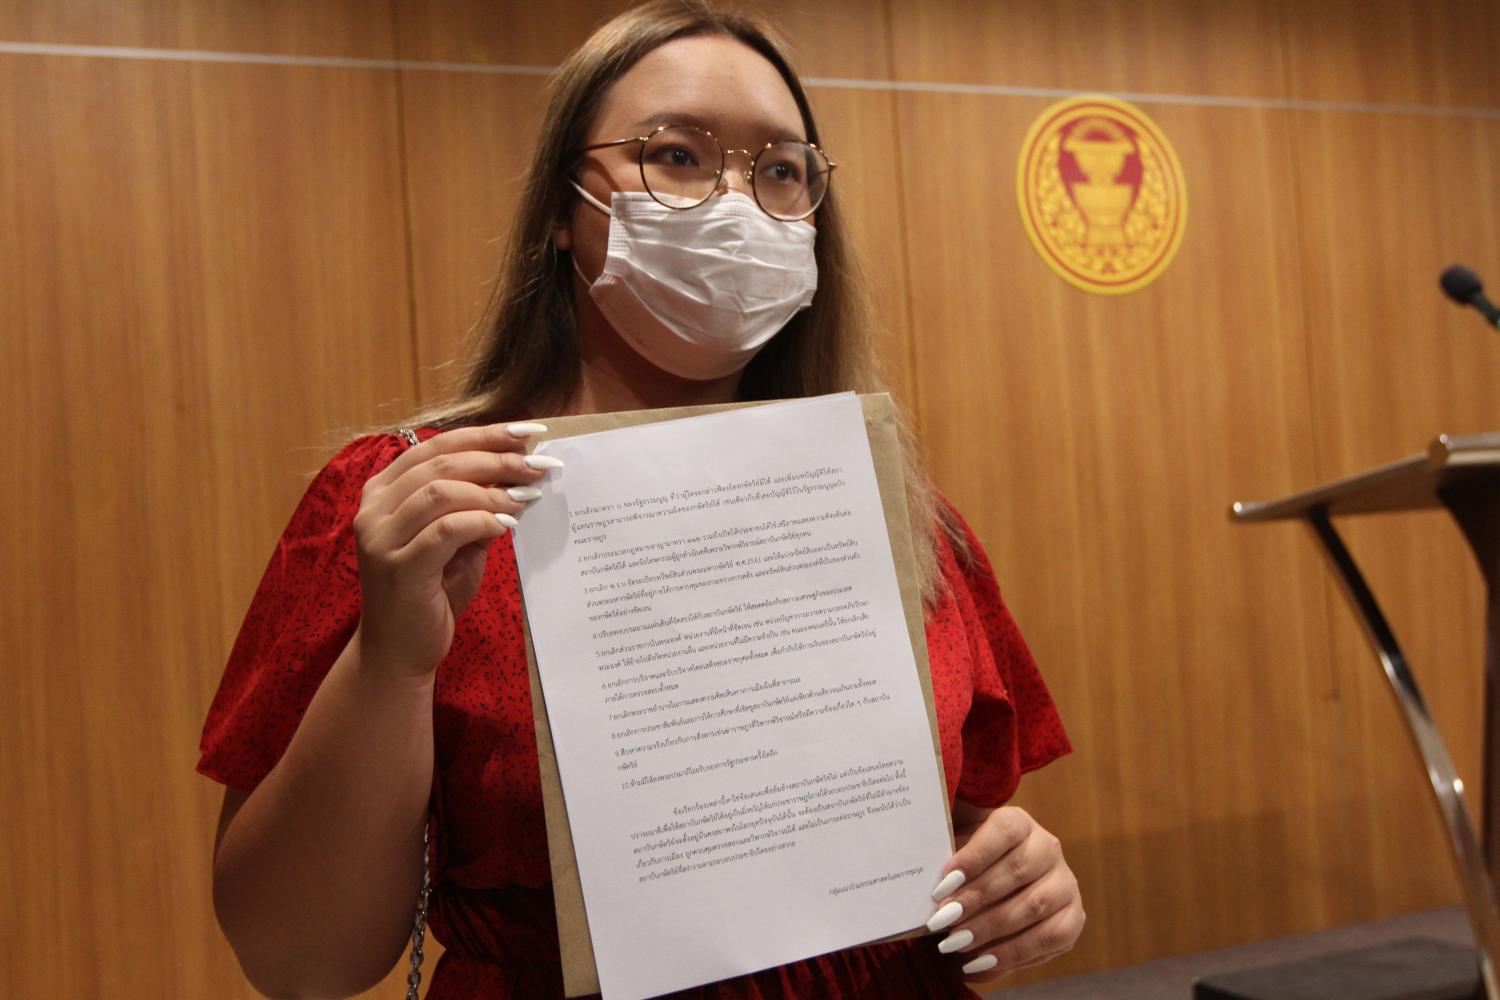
<box><xmin>1230</xmin><ymin>432</ymin><xmax>1500</xmax><ymax>999</ymax></box>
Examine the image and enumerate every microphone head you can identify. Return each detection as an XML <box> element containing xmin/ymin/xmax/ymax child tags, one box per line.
<box><xmin>1441</xmin><ymin>264</ymin><xmax>1483</xmax><ymax>304</ymax></box>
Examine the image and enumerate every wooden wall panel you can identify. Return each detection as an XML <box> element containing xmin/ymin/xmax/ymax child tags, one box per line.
<box><xmin>392</xmin><ymin>0</ymin><xmax>632</xmax><ymax>65</ymax></box>
<box><xmin>0</xmin><ymin>0</ymin><xmax>395</xmax><ymax>58</ymax></box>
<box><xmin>1292</xmin><ymin>111</ymin><xmax>1500</xmax><ymax>466</ymax></box>
<box><xmin>399</xmin><ymin>70</ymin><xmax>548</xmax><ymax>402</ymax></box>
<box><xmin>392</xmin><ymin>0</ymin><xmax>892</xmax><ymax>79</ymax></box>
<box><xmin>802</xmin><ymin>85</ymin><xmax>915</xmax><ymax>405</ymax></box>
<box><xmin>757</xmin><ymin>0</ymin><xmax>896</xmax><ymax>81</ymax></box>
<box><xmin>1280</xmin><ymin>0</ymin><xmax>1500</xmax><ymax>108</ymax></box>
<box><xmin>7</xmin><ymin>1</ymin><xmax>1500</xmax><ymax>996</ymax></box>
<box><xmin>887</xmin><ymin>0</ymin><xmax>1290</xmax><ymax>99</ymax></box>
<box><xmin>1286</xmin><ymin>108</ymin><xmax>1500</xmax><ymax>921</ymax></box>
<box><xmin>0</xmin><ymin>53</ymin><xmax>413</xmax><ymax>998</ymax></box>
<box><xmin>893</xmin><ymin>88</ymin><xmax>1384</xmax><ymax>978</ymax></box>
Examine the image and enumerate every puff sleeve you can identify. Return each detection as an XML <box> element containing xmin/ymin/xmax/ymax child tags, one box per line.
<box><xmin>930</xmin><ymin>500</ymin><xmax>1071</xmax><ymax>807</ymax></box>
<box><xmin>196</xmin><ymin>434</ymin><xmax>405</xmax><ymax>790</ymax></box>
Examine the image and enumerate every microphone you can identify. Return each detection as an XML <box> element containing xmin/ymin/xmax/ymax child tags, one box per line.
<box><xmin>1440</xmin><ymin>264</ymin><xmax>1500</xmax><ymax>329</ymax></box>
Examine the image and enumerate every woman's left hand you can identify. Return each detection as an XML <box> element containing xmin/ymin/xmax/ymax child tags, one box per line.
<box><xmin>926</xmin><ymin>803</ymin><xmax>1085</xmax><ymax>983</ymax></box>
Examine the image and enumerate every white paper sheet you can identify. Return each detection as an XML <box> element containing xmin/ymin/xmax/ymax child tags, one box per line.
<box><xmin>512</xmin><ymin>393</ymin><xmax>951</xmax><ymax>1000</ymax></box>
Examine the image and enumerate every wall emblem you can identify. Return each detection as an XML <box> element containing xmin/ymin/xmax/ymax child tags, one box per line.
<box><xmin>1016</xmin><ymin>95</ymin><xmax>1187</xmax><ymax>295</ymax></box>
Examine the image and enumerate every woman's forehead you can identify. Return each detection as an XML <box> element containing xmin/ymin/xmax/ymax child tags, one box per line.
<box><xmin>593</xmin><ymin>35</ymin><xmax>806</xmax><ymax>145</ymax></box>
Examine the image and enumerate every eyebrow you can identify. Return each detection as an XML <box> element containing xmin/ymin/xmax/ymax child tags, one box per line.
<box><xmin>627</xmin><ymin>112</ymin><xmax>808</xmax><ymax>144</ymax></box>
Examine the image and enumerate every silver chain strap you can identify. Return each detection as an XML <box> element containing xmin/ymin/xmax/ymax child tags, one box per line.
<box><xmin>405</xmin><ymin>819</ymin><xmax>432</xmax><ymax>1000</ymax></box>
<box><xmin>396</xmin><ymin>427</ymin><xmax>432</xmax><ymax>1000</ymax></box>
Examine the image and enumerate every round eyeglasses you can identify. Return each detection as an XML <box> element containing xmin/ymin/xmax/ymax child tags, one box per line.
<box><xmin>575</xmin><ymin>123</ymin><xmax>836</xmax><ymax>222</ymax></box>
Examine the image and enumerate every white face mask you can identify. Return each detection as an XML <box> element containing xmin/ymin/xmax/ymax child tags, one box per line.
<box><xmin>569</xmin><ymin>182</ymin><xmax>818</xmax><ymax>381</ymax></box>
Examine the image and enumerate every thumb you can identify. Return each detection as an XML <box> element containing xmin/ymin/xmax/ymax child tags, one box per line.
<box><xmin>442</xmin><ymin>538</ymin><xmax>494</xmax><ymax>614</ymax></box>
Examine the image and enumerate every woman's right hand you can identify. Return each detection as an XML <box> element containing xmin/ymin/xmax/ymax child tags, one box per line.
<box><xmin>351</xmin><ymin>422</ymin><xmax>559</xmax><ymax>679</ymax></box>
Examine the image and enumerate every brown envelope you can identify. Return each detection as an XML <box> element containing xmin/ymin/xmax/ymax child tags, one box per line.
<box><xmin>518</xmin><ymin>392</ymin><xmax>951</xmax><ymax>996</ymax></box>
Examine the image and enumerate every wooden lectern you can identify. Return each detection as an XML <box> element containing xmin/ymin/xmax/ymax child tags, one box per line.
<box><xmin>1231</xmin><ymin>432</ymin><xmax>1500</xmax><ymax>999</ymax></box>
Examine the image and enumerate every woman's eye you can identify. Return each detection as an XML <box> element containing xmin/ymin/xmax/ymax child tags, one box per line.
<box><xmin>761</xmin><ymin>161</ymin><xmax>803</xmax><ymax>185</ymax></box>
<box><xmin>653</xmin><ymin>146</ymin><xmax>698</xmax><ymax>168</ymax></box>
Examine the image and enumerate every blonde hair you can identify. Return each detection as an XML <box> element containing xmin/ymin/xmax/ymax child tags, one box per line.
<box><xmin>398</xmin><ymin>0</ymin><xmax>961</xmax><ymax>598</ymax></box>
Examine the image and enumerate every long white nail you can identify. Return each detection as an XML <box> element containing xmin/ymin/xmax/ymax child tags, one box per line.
<box><xmin>507</xmin><ymin>486</ymin><xmax>542</xmax><ymax>502</ymax></box>
<box><xmin>524</xmin><ymin>454</ymin><xmax>565</xmax><ymax>470</ymax></box>
<box><xmin>938</xmin><ymin>928</ymin><xmax>973</xmax><ymax>954</ymax></box>
<box><xmin>495</xmin><ymin>512</ymin><xmax>519</xmax><ymax>528</ymax></box>
<box><xmin>508</xmin><ymin>422</ymin><xmax>548</xmax><ymax>437</ymax></box>
<box><xmin>927</xmin><ymin>900</ymin><xmax>963</xmax><ymax>933</ymax></box>
<box><xmin>961</xmin><ymin>954</ymin><xmax>998</xmax><ymax>975</ymax></box>
<box><xmin>931</xmin><ymin>870</ymin><xmax>966</xmax><ymax>901</ymax></box>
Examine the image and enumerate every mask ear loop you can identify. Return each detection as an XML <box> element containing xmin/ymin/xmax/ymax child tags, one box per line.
<box><xmin>569</xmin><ymin>179</ymin><xmax>614</xmax><ymax>216</ymax></box>
<box><xmin>560</xmin><ymin>180</ymin><xmax>614</xmax><ymax>288</ymax></box>
<box><xmin>570</xmin><ymin>249</ymin><xmax>596</xmax><ymax>289</ymax></box>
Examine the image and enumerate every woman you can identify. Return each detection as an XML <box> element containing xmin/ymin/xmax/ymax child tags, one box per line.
<box><xmin>200</xmin><ymin>3</ymin><xmax>1083</xmax><ymax>997</ymax></box>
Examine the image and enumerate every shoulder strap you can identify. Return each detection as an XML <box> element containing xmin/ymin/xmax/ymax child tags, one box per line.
<box><xmin>395</xmin><ymin>427</ymin><xmax>433</xmax><ymax>1000</ymax></box>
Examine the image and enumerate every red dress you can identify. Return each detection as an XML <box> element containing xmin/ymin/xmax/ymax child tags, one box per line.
<box><xmin>198</xmin><ymin>431</ymin><xmax>1071</xmax><ymax>999</ymax></box>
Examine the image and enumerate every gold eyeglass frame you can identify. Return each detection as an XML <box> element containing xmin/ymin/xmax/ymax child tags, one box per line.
<box><xmin>574</xmin><ymin>123</ymin><xmax>837</xmax><ymax>222</ymax></box>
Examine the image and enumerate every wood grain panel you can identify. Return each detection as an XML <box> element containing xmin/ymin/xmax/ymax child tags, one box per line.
<box><xmin>1312</xmin><ymin>508</ymin><xmax>1488</xmax><ymax>922</ymax></box>
<box><xmin>887</xmin><ymin>0</ymin><xmax>1290</xmax><ymax>99</ymax></box>
<box><xmin>802</xmin><ymin>85</ymin><xmax>916</xmax><ymax>407</ymax></box>
<box><xmin>8</xmin><ymin>2</ymin><xmax>1500</xmax><ymax>996</ymax></box>
<box><xmin>392</xmin><ymin>0</ymin><xmax>631</xmax><ymax>67</ymax></box>
<box><xmin>1292</xmin><ymin>111</ymin><xmax>1500</xmax><ymax>466</ymax></box>
<box><xmin>1288</xmin><ymin>108</ymin><xmax>1500</xmax><ymax>924</ymax></box>
<box><xmin>392</xmin><ymin>0</ymin><xmax>892</xmax><ymax>80</ymax></box>
<box><xmin>893</xmin><ymin>90</ymin><xmax>1397</xmax><ymax>977</ymax></box>
<box><xmin>1280</xmin><ymin>0</ymin><xmax>1500</xmax><ymax>109</ymax></box>
<box><xmin>398</xmin><ymin>70</ymin><xmax>548</xmax><ymax>403</ymax></box>
<box><xmin>0</xmin><ymin>53</ymin><xmax>413</xmax><ymax>998</ymax></box>
<box><xmin>757</xmin><ymin>0</ymin><xmax>895</xmax><ymax>81</ymax></box>
<box><xmin>0</xmin><ymin>0</ymin><xmax>394</xmax><ymax>58</ymax></box>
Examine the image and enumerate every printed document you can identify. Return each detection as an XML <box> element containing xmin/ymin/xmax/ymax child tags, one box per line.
<box><xmin>513</xmin><ymin>392</ymin><xmax>951</xmax><ymax>1000</ymax></box>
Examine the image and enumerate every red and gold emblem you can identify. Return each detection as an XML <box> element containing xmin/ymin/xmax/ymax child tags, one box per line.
<box><xmin>1016</xmin><ymin>95</ymin><xmax>1187</xmax><ymax>295</ymax></box>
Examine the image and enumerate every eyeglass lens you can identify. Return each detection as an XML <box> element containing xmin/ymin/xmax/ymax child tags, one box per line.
<box><xmin>640</xmin><ymin>125</ymin><xmax>830</xmax><ymax>220</ymax></box>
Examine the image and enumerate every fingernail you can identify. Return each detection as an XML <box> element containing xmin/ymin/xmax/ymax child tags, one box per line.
<box><xmin>938</xmin><ymin>928</ymin><xmax>973</xmax><ymax>954</ymax></box>
<box><xmin>961</xmin><ymin>954</ymin><xmax>998</xmax><ymax>975</ymax></box>
<box><xmin>507</xmin><ymin>486</ymin><xmax>542</xmax><ymax>502</ymax></box>
<box><xmin>508</xmin><ymin>422</ymin><xmax>548</xmax><ymax>437</ymax></box>
<box><xmin>931</xmin><ymin>870</ymin><xmax>966</xmax><ymax>901</ymax></box>
<box><xmin>496</xmin><ymin>512</ymin><xmax>519</xmax><ymax>528</ymax></box>
<box><xmin>524</xmin><ymin>455</ymin><xmax>565</xmax><ymax>470</ymax></box>
<box><xmin>927</xmin><ymin>900</ymin><xmax>963</xmax><ymax>933</ymax></box>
